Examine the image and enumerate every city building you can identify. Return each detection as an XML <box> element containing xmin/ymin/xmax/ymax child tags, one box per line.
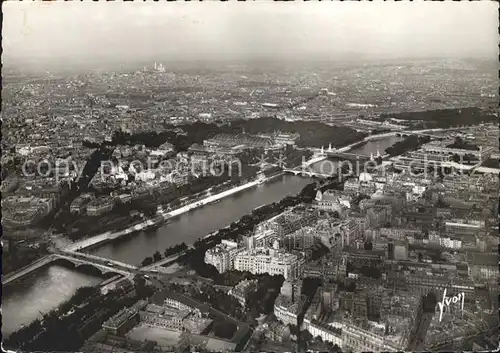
<box><xmin>345</xmin><ymin>248</ymin><xmax>385</xmax><ymax>269</ymax></box>
<box><xmin>229</xmin><ymin>279</ymin><xmax>258</xmax><ymax>307</ymax></box>
<box><xmin>260</xmin><ymin>210</ymin><xmax>318</xmax><ymax>238</ymax></box>
<box><xmin>284</xmin><ymin>226</ymin><xmax>320</xmax><ymax>251</ymax></box>
<box><xmin>86</xmin><ymin>195</ymin><xmax>115</xmax><ymax>216</ymax></box>
<box><xmin>273</xmin><ymin>294</ymin><xmax>300</xmax><ymax>326</ymax></box>
<box><xmin>280</xmin><ymin>279</ymin><xmax>302</xmax><ymax>304</ymax></box>
<box><xmin>378</xmin><ymin>227</ymin><xmax>422</xmax><ymax>241</ymax></box>
<box><xmin>393</xmin><ymin>240</ymin><xmax>409</xmax><ymax>261</ymax></box>
<box><xmin>467</xmin><ymin>253</ymin><xmax>498</xmax><ymax>281</ymax></box>
<box><xmin>162</xmin><ymin>292</ymin><xmax>211</xmax><ymax>315</ymax></box>
<box><xmin>204</xmin><ymin>240</ymin><xmax>241</xmax><ymax>273</ymax></box>
<box><xmin>386</xmin><ymin>270</ymin><xmax>475</xmax><ymax>296</ymax></box>
<box><xmin>273</xmin><ymin>132</ymin><xmax>301</xmax><ymax>146</ymax></box>
<box><xmin>149</xmin><ymin>142</ymin><xmax>174</xmax><ymax>156</ymax></box>
<box><xmin>204</xmin><ymin>133</ymin><xmax>273</xmax><ymax>150</ymax></box>
<box><xmin>244</xmin><ymin>228</ymin><xmax>277</xmax><ymax>250</ymax></box>
<box><xmin>102</xmin><ymin>307</ymin><xmax>140</xmax><ymax>336</ymax></box>
<box><xmin>302</xmin><ymin>319</ymin><xmax>342</xmax><ymax>346</ymax></box>
<box><xmin>234</xmin><ymin>247</ymin><xmax>303</xmax><ymax>280</ymax></box>
<box><xmin>2</xmin><ymin>195</ymin><xmax>55</xmax><ymax>229</ymax></box>
<box><xmin>342</xmin><ymin>316</ymin><xmax>411</xmax><ymax>352</ymax></box>
<box><xmin>407</xmin><ymin>293</ymin><xmax>436</xmax><ymax>350</ymax></box>
<box><xmin>70</xmin><ymin>193</ymin><xmax>94</xmax><ymax>214</ymax></box>
<box><xmin>341</xmin><ymin>319</ymin><xmax>386</xmax><ymax>351</ymax></box>
<box><xmin>445</xmin><ymin>221</ymin><xmax>483</xmax><ymax>235</ymax></box>
<box><xmin>139</xmin><ymin>305</ymin><xmax>185</xmax><ymax>331</ymax></box>
<box><xmin>264</xmin><ymin>321</ymin><xmax>288</xmax><ymax>343</ymax></box>
<box><xmin>139</xmin><ymin>303</ymin><xmax>212</xmax><ymax>334</ymax></box>
<box><xmin>421</xmin><ymin>141</ymin><xmax>493</xmax><ymax>161</ymax></box>
<box><xmin>314</xmin><ymin>189</ymin><xmax>352</xmax><ymax>213</ymax></box>
<box><xmin>439</xmin><ymin>236</ymin><xmax>463</xmax><ymax>250</ymax></box>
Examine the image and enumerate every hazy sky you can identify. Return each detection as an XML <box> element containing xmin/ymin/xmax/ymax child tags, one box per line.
<box><xmin>3</xmin><ymin>1</ymin><xmax>498</xmax><ymax>63</ymax></box>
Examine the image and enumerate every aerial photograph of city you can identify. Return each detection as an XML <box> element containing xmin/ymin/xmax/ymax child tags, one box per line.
<box><xmin>1</xmin><ymin>1</ymin><xmax>498</xmax><ymax>352</ymax></box>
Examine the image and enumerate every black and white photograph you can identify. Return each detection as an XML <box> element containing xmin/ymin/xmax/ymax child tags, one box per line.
<box><xmin>2</xmin><ymin>1</ymin><xmax>499</xmax><ymax>352</ymax></box>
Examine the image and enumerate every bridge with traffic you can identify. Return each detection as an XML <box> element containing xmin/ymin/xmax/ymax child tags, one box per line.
<box><xmin>283</xmin><ymin>148</ymin><xmax>373</xmax><ymax>178</ymax></box>
<box><xmin>55</xmin><ymin>249</ymin><xmax>138</xmax><ymax>270</ymax></box>
<box><xmin>3</xmin><ymin>243</ymin><xmax>191</xmax><ymax>286</ymax></box>
<box><xmin>282</xmin><ymin>168</ymin><xmax>332</xmax><ymax>178</ymax></box>
<box><xmin>53</xmin><ymin>254</ymin><xmax>134</xmax><ymax>275</ymax></box>
<box><xmin>281</xmin><ymin>152</ymin><xmax>329</xmax><ymax>178</ymax></box>
<box><xmin>64</xmin><ymin>231</ymin><xmax>115</xmax><ymax>252</ymax></box>
<box><xmin>3</xmin><ymin>255</ymin><xmax>59</xmax><ymax>286</ymax></box>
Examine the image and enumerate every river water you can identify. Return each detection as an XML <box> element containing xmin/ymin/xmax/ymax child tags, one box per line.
<box><xmin>4</xmin><ymin>136</ymin><xmax>401</xmax><ymax>337</ymax></box>
<box><xmin>89</xmin><ymin>174</ymin><xmax>310</xmax><ymax>265</ymax></box>
<box><xmin>3</xmin><ymin>265</ymin><xmax>103</xmax><ymax>337</ymax></box>
<box><xmin>350</xmin><ymin>136</ymin><xmax>402</xmax><ymax>156</ymax></box>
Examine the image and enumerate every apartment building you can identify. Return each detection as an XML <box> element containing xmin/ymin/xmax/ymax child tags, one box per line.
<box><xmin>233</xmin><ymin>247</ymin><xmax>303</xmax><ymax>280</ymax></box>
<box><xmin>204</xmin><ymin>240</ymin><xmax>241</xmax><ymax>273</ymax></box>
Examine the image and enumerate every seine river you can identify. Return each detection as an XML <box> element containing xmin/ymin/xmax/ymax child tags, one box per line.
<box><xmin>89</xmin><ymin>174</ymin><xmax>311</xmax><ymax>265</ymax></box>
<box><xmin>3</xmin><ymin>265</ymin><xmax>103</xmax><ymax>337</ymax></box>
<box><xmin>350</xmin><ymin>136</ymin><xmax>401</xmax><ymax>156</ymax></box>
<box><xmin>3</xmin><ymin>136</ymin><xmax>401</xmax><ymax>337</ymax></box>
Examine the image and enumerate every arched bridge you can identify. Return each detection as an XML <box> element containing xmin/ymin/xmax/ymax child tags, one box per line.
<box><xmin>52</xmin><ymin>254</ymin><xmax>135</xmax><ymax>277</ymax></box>
<box><xmin>58</xmin><ymin>250</ymin><xmax>137</xmax><ymax>271</ymax></box>
<box><xmin>315</xmin><ymin>144</ymin><xmax>372</xmax><ymax>161</ymax></box>
<box><xmin>4</xmin><ymin>252</ymin><xmax>136</xmax><ymax>286</ymax></box>
<box><xmin>395</xmin><ymin>131</ymin><xmax>446</xmax><ymax>140</ymax></box>
<box><xmin>283</xmin><ymin>168</ymin><xmax>332</xmax><ymax>178</ymax></box>
<box><xmin>3</xmin><ymin>255</ymin><xmax>58</xmax><ymax>285</ymax></box>
<box><xmin>315</xmin><ymin>128</ymin><xmax>450</xmax><ymax>157</ymax></box>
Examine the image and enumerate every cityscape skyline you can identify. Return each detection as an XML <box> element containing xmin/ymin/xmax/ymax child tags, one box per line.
<box><xmin>2</xmin><ymin>2</ymin><xmax>498</xmax><ymax>352</ymax></box>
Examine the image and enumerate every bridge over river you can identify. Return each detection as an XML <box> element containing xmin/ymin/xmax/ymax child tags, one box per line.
<box><xmin>283</xmin><ymin>149</ymin><xmax>372</xmax><ymax>178</ymax></box>
<box><xmin>4</xmin><ymin>252</ymin><xmax>136</xmax><ymax>286</ymax></box>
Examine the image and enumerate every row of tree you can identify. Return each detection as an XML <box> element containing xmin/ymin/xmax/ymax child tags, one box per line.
<box><xmin>380</xmin><ymin>107</ymin><xmax>497</xmax><ymax>129</ymax></box>
<box><xmin>385</xmin><ymin>135</ymin><xmax>431</xmax><ymax>157</ymax></box>
<box><xmin>446</xmin><ymin>136</ymin><xmax>479</xmax><ymax>151</ymax></box>
<box><xmin>140</xmin><ymin>242</ymin><xmax>188</xmax><ymax>267</ymax></box>
<box><xmin>111</xmin><ymin>117</ymin><xmax>366</xmax><ymax>151</ymax></box>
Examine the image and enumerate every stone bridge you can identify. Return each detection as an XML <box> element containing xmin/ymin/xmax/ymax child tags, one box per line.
<box><xmin>59</xmin><ymin>250</ymin><xmax>137</xmax><ymax>270</ymax></box>
<box><xmin>283</xmin><ymin>168</ymin><xmax>332</xmax><ymax>178</ymax></box>
<box><xmin>3</xmin><ymin>255</ymin><xmax>58</xmax><ymax>285</ymax></box>
<box><xmin>4</xmin><ymin>252</ymin><xmax>136</xmax><ymax>286</ymax></box>
<box><xmin>52</xmin><ymin>254</ymin><xmax>134</xmax><ymax>277</ymax></box>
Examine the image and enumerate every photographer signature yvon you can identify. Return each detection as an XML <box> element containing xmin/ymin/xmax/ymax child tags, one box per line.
<box><xmin>437</xmin><ymin>288</ymin><xmax>465</xmax><ymax>322</ymax></box>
